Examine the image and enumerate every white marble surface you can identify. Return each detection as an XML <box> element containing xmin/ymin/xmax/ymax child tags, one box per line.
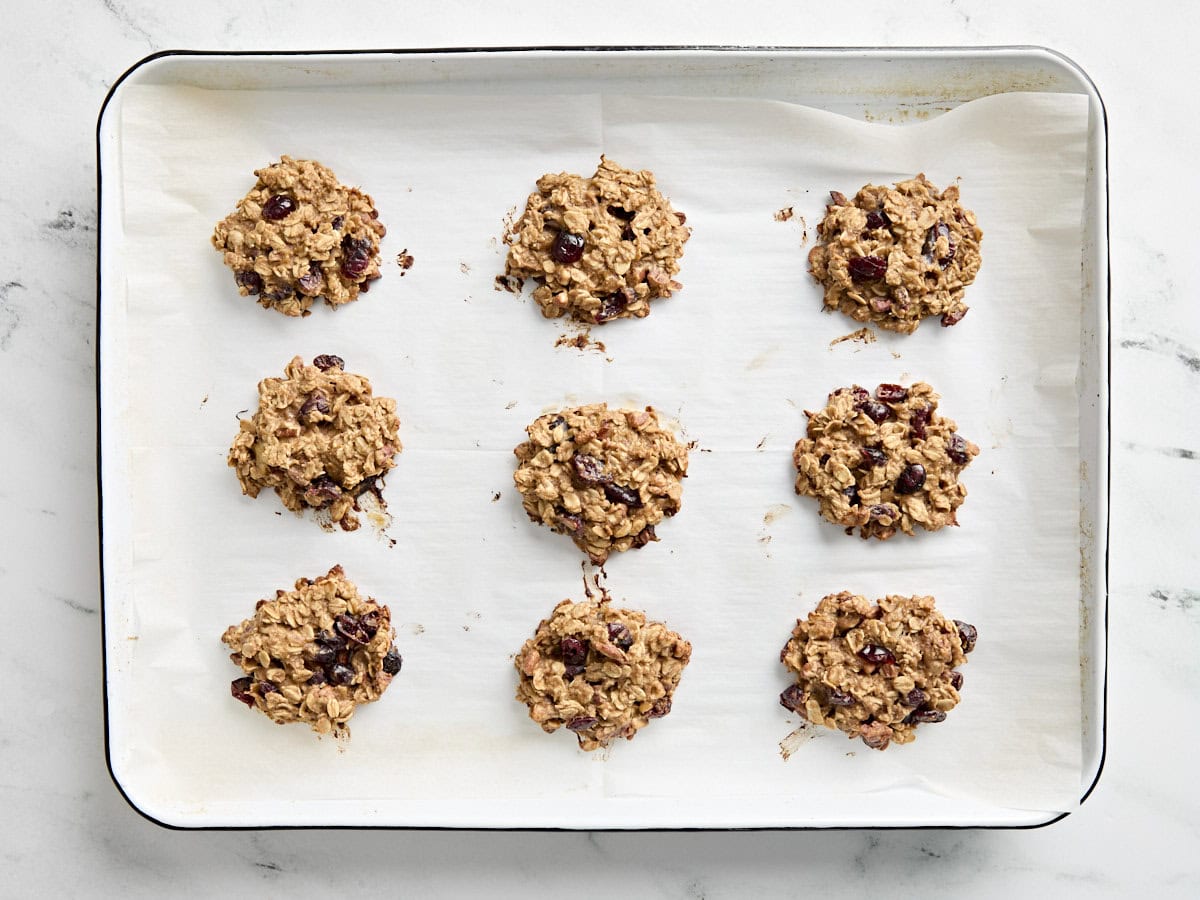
<box><xmin>2</xmin><ymin>0</ymin><xmax>1195</xmax><ymax>894</ymax></box>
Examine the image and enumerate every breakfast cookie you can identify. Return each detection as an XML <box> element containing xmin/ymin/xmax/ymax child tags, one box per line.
<box><xmin>212</xmin><ymin>156</ymin><xmax>386</xmax><ymax>316</ymax></box>
<box><xmin>808</xmin><ymin>174</ymin><xmax>982</xmax><ymax>333</ymax></box>
<box><xmin>228</xmin><ymin>355</ymin><xmax>401</xmax><ymax>531</ymax></box>
<box><xmin>222</xmin><ymin>565</ymin><xmax>403</xmax><ymax>737</ymax></box>
<box><xmin>513</xmin><ymin>403</ymin><xmax>688</xmax><ymax>564</ymax></box>
<box><xmin>793</xmin><ymin>382</ymin><xmax>978</xmax><ymax>540</ymax></box>
<box><xmin>515</xmin><ymin>592</ymin><xmax>691</xmax><ymax>751</ymax></box>
<box><xmin>504</xmin><ymin>156</ymin><xmax>690</xmax><ymax>324</ymax></box>
<box><xmin>780</xmin><ymin>591</ymin><xmax>976</xmax><ymax>751</ymax></box>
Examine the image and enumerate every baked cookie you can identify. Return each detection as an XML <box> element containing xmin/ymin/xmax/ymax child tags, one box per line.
<box><xmin>515</xmin><ymin>593</ymin><xmax>691</xmax><ymax>751</ymax></box>
<box><xmin>504</xmin><ymin>156</ymin><xmax>690</xmax><ymax>324</ymax></box>
<box><xmin>793</xmin><ymin>382</ymin><xmax>978</xmax><ymax>539</ymax></box>
<box><xmin>228</xmin><ymin>355</ymin><xmax>401</xmax><ymax>531</ymax></box>
<box><xmin>212</xmin><ymin>156</ymin><xmax>386</xmax><ymax>317</ymax></box>
<box><xmin>780</xmin><ymin>591</ymin><xmax>976</xmax><ymax>751</ymax></box>
<box><xmin>513</xmin><ymin>403</ymin><xmax>688</xmax><ymax>564</ymax></box>
<box><xmin>221</xmin><ymin>566</ymin><xmax>403</xmax><ymax>737</ymax></box>
<box><xmin>808</xmin><ymin>174</ymin><xmax>982</xmax><ymax>333</ymax></box>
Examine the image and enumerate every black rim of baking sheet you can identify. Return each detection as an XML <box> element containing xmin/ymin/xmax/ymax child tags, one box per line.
<box><xmin>94</xmin><ymin>44</ymin><xmax>1111</xmax><ymax>833</ymax></box>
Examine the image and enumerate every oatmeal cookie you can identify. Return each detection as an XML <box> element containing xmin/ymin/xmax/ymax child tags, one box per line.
<box><xmin>504</xmin><ymin>156</ymin><xmax>690</xmax><ymax>324</ymax></box>
<box><xmin>228</xmin><ymin>355</ymin><xmax>401</xmax><ymax>531</ymax></box>
<box><xmin>212</xmin><ymin>156</ymin><xmax>386</xmax><ymax>316</ymax></box>
<box><xmin>221</xmin><ymin>565</ymin><xmax>403</xmax><ymax>737</ymax></box>
<box><xmin>513</xmin><ymin>403</ymin><xmax>688</xmax><ymax>564</ymax></box>
<box><xmin>808</xmin><ymin>174</ymin><xmax>982</xmax><ymax>333</ymax></box>
<box><xmin>793</xmin><ymin>382</ymin><xmax>978</xmax><ymax>539</ymax></box>
<box><xmin>780</xmin><ymin>592</ymin><xmax>976</xmax><ymax>751</ymax></box>
<box><xmin>515</xmin><ymin>593</ymin><xmax>691</xmax><ymax>751</ymax></box>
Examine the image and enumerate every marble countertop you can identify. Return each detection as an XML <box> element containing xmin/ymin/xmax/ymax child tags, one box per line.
<box><xmin>3</xmin><ymin>0</ymin><xmax>1195</xmax><ymax>895</ymax></box>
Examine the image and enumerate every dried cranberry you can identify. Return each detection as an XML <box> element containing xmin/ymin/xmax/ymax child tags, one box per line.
<box><xmin>566</xmin><ymin>716</ymin><xmax>598</xmax><ymax>732</ymax></box>
<box><xmin>909</xmin><ymin>405</ymin><xmax>932</xmax><ymax>440</ymax></box>
<box><xmin>850</xmin><ymin>387</ymin><xmax>870</xmax><ymax>404</ymax></box>
<box><xmin>779</xmin><ymin>684</ymin><xmax>805</xmax><ymax>712</ymax></box>
<box><xmin>843</xmin><ymin>484</ymin><xmax>861</xmax><ymax>507</ymax></box>
<box><xmin>315</xmin><ymin>629</ymin><xmax>343</xmax><ymax>648</ymax></box>
<box><xmin>941</xmin><ymin>308</ymin><xmax>968</xmax><ymax>327</ymax></box>
<box><xmin>339</xmin><ymin>234</ymin><xmax>373</xmax><ymax>278</ymax></box>
<box><xmin>571</xmin><ymin>454</ymin><xmax>611</xmax><ymax>485</ymax></box>
<box><xmin>631</xmin><ymin>524</ymin><xmax>656</xmax><ymax>548</ymax></box>
<box><xmin>235</xmin><ymin>270</ymin><xmax>263</xmax><ymax>294</ymax></box>
<box><xmin>564</xmin><ymin>664</ymin><xmax>586</xmax><ymax>678</ymax></box>
<box><xmin>595</xmin><ymin>289</ymin><xmax>630</xmax><ymax>323</ymax></box>
<box><xmin>647</xmin><ymin>697</ymin><xmax>672</xmax><ymax>718</ymax></box>
<box><xmin>828</xmin><ymin>688</ymin><xmax>855</xmax><ymax>707</ymax></box>
<box><xmin>946</xmin><ymin>433</ymin><xmax>970</xmax><ymax>464</ymax></box>
<box><xmin>262</xmin><ymin>194</ymin><xmax>296</xmax><ymax>221</ymax></box>
<box><xmin>857</xmin><ymin>644</ymin><xmax>896</xmax><ymax>666</ymax></box>
<box><xmin>382</xmin><ymin>647</ymin><xmax>403</xmax><ymax>675</ymax></box>
<box><xmin>307</xmin><ymin>670</ymin><xmax>327</xmax><ymax>685</ymax></box>
<box><xmin>607</xmin><ymin>205</ymin><xmax>635</xmax><ymax>221</ymax></box>
<box><xmin>556</xmin><ymin>510</ymin><xmax>585</xmax><ymax>536</ymax></box>
<box><xmin>359</xmin><ymin>611</ymin><xmax>380</xmax><ymax>641</ymax></box>
<box><xmin>909</xmin><ymin>708</ymin><xmax>947</xmax><ymax>724</ymax></box>
<box><xmin>620</xmin><ymin>225</ymin><xmax>636</xmax><ymax>241</ymax></box>
<box><xmin>304</xmin><ymin>474</ymin><xmax>342</xmax><ymax>507</ymax></box>
<box><xmin>922</xmin><ymin>222</ymin><xmax>956</xmax><ymax>268</ymax></box>
<box><xmin>819</xmin><ymin>454</ymin><xmax>831</xmax><ymax>467</ymax></box>
<box><xmin>299</xmin><ymin>392</ymin><xmax>330</xmax><ymax>420</ymax></box>
<box><xmin>560</xmin><ymin>637</ymin><xmax>588</xmax><ymax>668</ymax></box>
<box><xmin>895</xmin><ymin>463</ymin><xmax>927</xmax><ymax>494</ymax></box>
<box><xmin>858</xmin><ymin>400</ymin><xmax>891</xmax><ymax>424</ymax></box>
<box><xmin>312</xmin><ymin>354</ymin><xmax>344</xmax><ymax>371</ymax></box>
<box><xmin>848</xmin><ymin>255</ymin><xmax>887</xmax><ymax>282</ymax></box>
<box><xmin>329</xmin><ymin>663</ymin><xmax>355</xmax><ymax>685</ymax></box>
<box><xmin>875</xmin><ymin>383</ymin><xmax>908</xmax><ymax>402</ymax></box>
<box><xmin>231</xmin><ymin>677</ymin><xmax>255</xmax><ymax>707</ymax></box>
<box><xmin>901</xmin><ymin>688</ymin><xmax>927</xmax><ymax>708</ymax></box>
<box><xmin>330</xmin><ymin>215</ymin><xmax>344</xmax><ymax>230</ymax></box>
<box><xmin>865</xmin><ymin>209</ymin><xmax>892</xmax><ymax>230</ymax></box>
<box><xmin>335</xmin><ymin>613</ymin><xmax>371</xmax><ymax>645</ymax></box>
<box><xmin>258</xmin><ymin>680</ymin><xmax>279</xmax><ymax>696</ymax></box>
<box><xmin>860</xmin><ymin>447</ymin><xmax>887</xmax><ymax>468</ymax></box>
<box><xmin>297</xmin><ymin>260</ymin><xmax>324</xmax><ymax>294</ymax></box>
<box><xmin>607</xmin><ymin>622</ymin><xmax>633</xmax><ymax>651</ymax></box>
<box><xmin>310</xmin><ymin>643</ymin><xmax>336</xmax><ymax>666</ymax></box>
<box><xmin>949</xmin><ymin>670</ymin><xmax>964</xmax><ymax>690</ymax></box>
<box><xmin>869</xmin><ymin>503</ymin><xmax>898</xmax><ymax>521</ymax></box>
<box><xmin>954</xmin><ymin>620</ymin><xmax>978</xmax><ymax>654</ymax></box>
<box><xmin>603</xmin><ymin>483</ymin><xmax>642</xmax><ymax>508</ymax></box>
<box><xmin>550</xmin><ymin>231</ymin><xmax>585</xmax><ymax>264</ymax></box>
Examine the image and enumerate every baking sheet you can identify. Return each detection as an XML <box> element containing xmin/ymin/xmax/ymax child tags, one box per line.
<box><xmin>102</xmin><ymin>77</ymin><xmax>1090</xmax><ymax>827</ymax></box>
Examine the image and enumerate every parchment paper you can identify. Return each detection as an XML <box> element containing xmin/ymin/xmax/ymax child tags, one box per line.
<box><xmin>106</xmin><ymin>82</ymin><xmax>1088</xmax><ymax>826</ymax></box>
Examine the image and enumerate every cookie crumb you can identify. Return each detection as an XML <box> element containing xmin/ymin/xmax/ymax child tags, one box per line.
<box><xmin>829</xmin><ymin>327</ymin><xmax>878</xmax><ymax>347</ymax></box>
<box><xmin>554</xmin><ymin>330</ymin><xmax>607</xmax><ymax>354</ymax></box>
<box><xmin>774</xmin><ymin>206</ymin><xmax>794</xmax><ymax>222</ymax></box>
<box><xmin>494</xmin><ymin>274</ymin><xmax>523</xmax><ymax>294</ymax></box>
<box><xmin>397</xmin><ymin>249</ymin><xmax>414</xmax><ymax>273</ymax></box>
<box><xmin>459</xmin><ymin>262</ymin><xmax>470</xmax><ymax>274</ymax></box>
<box><xmin>492</xmin><ymin>491</ymin><xmax>502</xmax><ymax>502</ymax></box>
<box><xmin>779</xmin><ymin>723</ymin><xmax>818</xmax><ymax>760</ymax></box>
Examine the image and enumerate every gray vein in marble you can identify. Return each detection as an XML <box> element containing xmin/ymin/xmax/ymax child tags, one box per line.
<box><xmin>55</xmin><ymin>594</ymin><xmax>98</xmax><ymax>616</ymax></box>
<box><xmin>1120</xmin><ymin>334</ymin><xmax>1200</xmax><ymax>374</ymax></box>
<box><xmin>1121</xmin><ymin>441</ymin><xmax>1197</xmax><ymax>460</ymax></box>
<box><xmin>100</xmin><ymin>0</ymin><xmax>155</xmax><ymax>48</ymax></box>
<box><xmin>0</xmin><ymin>281</ymin><xmax>26</xmax><ymax>350</ymax></box>
<box><xmin>1151</xmin><ymin>588</ymin><xmax>1200</xmax><ymax>612</ymax></box>
<box><xmin>43</xmin><ymin>208</ymin><xmax>97</xmax><ymax>248</ymax></box>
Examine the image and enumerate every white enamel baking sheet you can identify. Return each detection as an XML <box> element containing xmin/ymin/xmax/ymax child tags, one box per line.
<box><xmin>98</xmin><ymin>48</ymin><xmax>1109</xmax><ymax>829</ymax></box>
